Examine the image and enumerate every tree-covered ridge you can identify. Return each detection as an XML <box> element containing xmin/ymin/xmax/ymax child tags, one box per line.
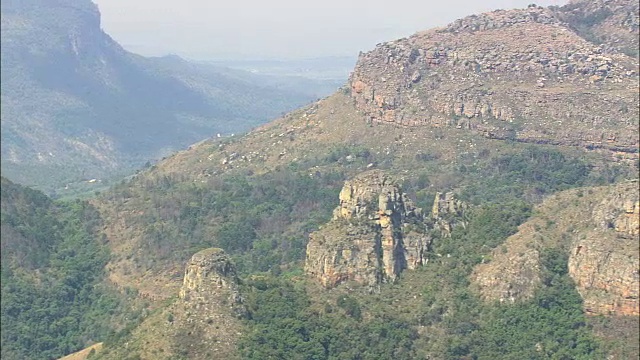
<box><xmin>1</xmin><ymin>177</ymin><xmax>127</xmax><ymax>360</ymax></box>
<box><xmin>3</xmin><ymin>137</ymin><xmax>635</xmax><ymax>359</ymax></box>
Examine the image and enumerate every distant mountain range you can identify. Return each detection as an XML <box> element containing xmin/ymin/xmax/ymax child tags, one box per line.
<box><xmin>202</xmin><ymin>56</ymin><xmax>357</xmax><ymax>81</ymax></box>
<box><xmin>0</xmin><ymin>0</ymin><xmax>343</xmax><ymax>195</ymax></box>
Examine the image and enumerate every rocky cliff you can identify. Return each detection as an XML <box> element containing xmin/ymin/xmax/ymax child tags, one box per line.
<box><xmin>179</xmin><ymin>248</ymin><xmax>246</xmax><ymax>318</ymax></box>
<box><xmin>472</xmin><ymin>181</ymin><xmax>639</xmax><ymax>316</ymax></box>
<box><xmin>95</xmin><ymin>248</ymin><xmax>245</xmax><ymax>360</ymax></box>
<box><xmin>173</xmin><ymin>248</ymin><xmax>245</xmax><ymax>359</ymax></box>
<box><xmin>569</xmin><ymin>184</ymin><xmax>639</xmax><ymax>316</ymax></box>
<box><xmin>349</xmin><ymin>0</ymin><xmax>639</xmax><ymax>159</ymax></box>
<box><xmin>305</xmin><ymin>171</ymin><xmax>469</xmax><ymax>289</ymax></box>
<box><xmin>431</xmin><ymin>191</ymin><xmax>468</xmax><ymax>236</ymax></box>
<box><xmin>305</xmin><ymin>171</ymin><xmax>430</xmax><ymax>288</ymax></box>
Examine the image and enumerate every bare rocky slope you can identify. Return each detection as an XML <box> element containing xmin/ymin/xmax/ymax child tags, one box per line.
<box><xmin>556</xmin><ymin>0</ymin><xmax>640</xmax><ymax>57</ymax></box>
<box><xmin>349</xmin><ymin>2</ymin><xmax>639</xmax><ymax>158</ymax></box>
<box><xmin>472</xmin><ymin>180</ymin><xmax>639</xmax><ymax>316</ymax></box>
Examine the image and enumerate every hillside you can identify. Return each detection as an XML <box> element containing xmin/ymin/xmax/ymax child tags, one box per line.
<box><xmin>4</xmin><ymin>0</ymin><xmax>639</xmax><ymax>359</ymax></box>
<box><xmin>349</xmin><ymin>3</ymin><xmax>639</xmax><ymax>157</ymax></box>
<box><xmin>555</xmin><ymin>0</ymin><xmax>640</xmax><ymax>57</ymax></box>
<box><xmin>0</xmin><ymin>177</ymin><xmax>139</xmax><ymax>360</ymax></box>
<box><xmin>0</xmin><ymin>0</ymin><xmax>337</xmax><ymax>195</ymax></box>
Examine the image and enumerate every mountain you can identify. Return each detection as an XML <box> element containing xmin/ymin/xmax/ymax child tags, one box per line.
<box><xmin>84</xmin><ymin>0</ymin><xmax>638</xmax><ymax>358</ymax></box>
<box><xmin>2</xmin><ymin>0</ymin><xmax>639</xmax><ymax>359</ymax></box>
<box><xmin>0</xmin><ymin>0</ymin><xmax>339</xmax><ymax>195</ymax></box>
<box><xmin>349</xmin><ymin>2</ymin><xmax>639</xmax><ymax>156</ymax></box>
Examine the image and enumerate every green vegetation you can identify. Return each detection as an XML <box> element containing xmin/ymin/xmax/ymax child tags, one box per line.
<box><xmin>232</xmin><ymin>146</ymin><xmax>609</xmax><ymax>359</ymax></box>
<box><xmin>1</xmin><ymin>178</ymin><xmax>129</xmax><ymax>360</ymax></box>
<box><xmin>460</xmin><ymin>146</ymin><xmax>591</xmax><ymax>204</ymax></box>
<box><xmin>432</xmin><ymin>247</ymin><xmax>603</xmax><ymax>359</ymax></box>
<box><xmin>3</xmin><ymin>138</ymin><xmax>635</xmax><ymax>359</ymax></box>
<box><xmin>236</xmin><ymin>192</ymin><xmax>603</xmax><ymax>359</ymax></box>
<box><xmin>104</xmin><ymin>168</ymin><xmax>345</xmax><ymax>275</ymax></box>
<box><xmin>239</xmin><ymin>277</ymin><xmax>417</xmax><ymax>360</ymax></box>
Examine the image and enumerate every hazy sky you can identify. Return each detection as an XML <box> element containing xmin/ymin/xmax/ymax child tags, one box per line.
<box><xmin>93</xmin><ymin>0</ymin><xmax>567</xmax><ymax>60</ymax></box>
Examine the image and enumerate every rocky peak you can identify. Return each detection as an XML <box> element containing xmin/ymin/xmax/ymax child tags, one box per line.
<box><xmin>439</xmin><ymin>6</ymin><xmax>562</xmax><ymax>34</ymax></box>
<box><xmin>179</xmin><ymin>248</ymin><xmax>245</xmax><ymax>317</ymax></box>
<box><xmin>305</xmin><ymin>170</ymin><xmax>430</xmax><ymax>289</ymax></box>
<box><xmin>333</xmin><ymin>170</ymin><xmax>422</xmax><ymax>220</ymax></box>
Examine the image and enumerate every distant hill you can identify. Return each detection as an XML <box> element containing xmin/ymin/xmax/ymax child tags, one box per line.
<box><xmin>0</xmin><ymin>0</ymin><xmax>340</xmax><ymax>194</ymax></box>
<box><xmin>203</xmin><ymin>56</ymin><xmax>357</xmax><ymax>81</ymax></box>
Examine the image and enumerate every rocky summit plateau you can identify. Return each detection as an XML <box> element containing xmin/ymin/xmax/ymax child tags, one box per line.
<box><xmin>350</xmin><ymin>1</ymin><xmax>639</xmax><ymax>158</ymax></box>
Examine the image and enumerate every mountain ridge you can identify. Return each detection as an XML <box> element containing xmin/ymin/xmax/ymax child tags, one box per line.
<box><xmin>349</xmin><ymin>3</ymin><xmax>639</xmax><ymax>159</ymax></box>
<box><xmin>0</xmin><ymin>0</ymin><xmax>337</xmax><ymax>194</ymax></box>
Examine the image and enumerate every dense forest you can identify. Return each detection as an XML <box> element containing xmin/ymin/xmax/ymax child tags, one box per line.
<box><xmin>0</xmin><ymin>178</ymin><xmax>132</xmax><ymax>359</ymax></box>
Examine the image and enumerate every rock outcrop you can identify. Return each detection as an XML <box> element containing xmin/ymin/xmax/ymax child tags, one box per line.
<box><xmin>180</xmin><ymin>248</ymin><xmax>245</xmax><ymax>317</ymax></box>
<box><xmin>471</xmin><ymin>221</ymin><xmax>544</xmax><ymax>303</ymax></box>
<box><xmin>569</xmin><ymin>183</ymin><xmax>639</xmax><ymax>316</ymax></box>
<box><xmin>92</xmin><ymin>248</ymin><xmax>245</xmax><ymax>360</ymax></box>
<box><xmin>173</xmin><ymin>248</ymin><xmax>245</xmax><ymax>358</ymax></box>
<box><xmin>472</xmin><ymin>181</ymin><xmax>640</xmax><ymax>316</ymax></box>
<box><xmin>349</xmin><ymin>0</ymin><xmax>639</xmax><ymax>158</ymax></box>
<box><xmin>305</xmin><ymin>171</ymin><xmax>431</xmax><ymax>288</ymax></box>
<box><xmin>432</xmin><ymin>191</ymin><xmax>468</xmax><ymax>236</ymax></box>
<box><xmin>557</xmin><ymin>0</ymin><xmax>640</xmax><ymax>57</ymax></box>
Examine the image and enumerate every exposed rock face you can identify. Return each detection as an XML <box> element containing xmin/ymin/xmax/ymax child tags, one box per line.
<box><xmin>168</xmin><ymin>248</ymin><xmax>246</xmax><ymax>359</ymax></box>
<box><xmin>432</xmin><ymin>191</ymin><xmax>468</xmax><ymax>236</ymax></box>
<box><xmin>472</xmin><ymin>181</ymin><xmax>640</xmax><ymax>316</ymax></box>
<box><xmin>471</xmin><ymin>221</ymin><xmax>544</xmax><ymax>303</ymax></box>
<box><xmin>569</xmin><ymin>234</ymin><xmax>639</xmax><ymax>316</ymax></box>
<box><xmin>93</xmin><ymin>248</ymin><xmax>246</xmax><ymax>360</ymax></box>
<box><xmin>591</xmin><ymin>189</ymin><xmax>640</xmax><ymax>236</ymax></box>
<box><xmin>569</xmin><ymin>183</ymin><xmax>639</xmax><ymax>316</ymax></box>
<box><xmin>305</xmin><ymin>171</ymin><xmax>430</xmax><ymax>288</ymax></box>
<box><xmin>348</xmin><ymin>0</ymin><xmax>639</xmax><ymax>158</ymax></box>
<box><xmin>179</xmin><ymin>248</ymin><xmax>245</xmax><ymax>317</ymax></box>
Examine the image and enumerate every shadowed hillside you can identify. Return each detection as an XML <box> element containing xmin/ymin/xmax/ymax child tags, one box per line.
<box><xmin>0</xmin><ymin>0</ymin><xmax>340</xmax><ymax>195</ymax></box>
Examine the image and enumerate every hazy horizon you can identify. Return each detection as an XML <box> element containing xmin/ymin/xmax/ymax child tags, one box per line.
<box><xmin>94</xmin><ymin>0</ymin><xmax>568</xmax><ymax>61</ymax></box>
